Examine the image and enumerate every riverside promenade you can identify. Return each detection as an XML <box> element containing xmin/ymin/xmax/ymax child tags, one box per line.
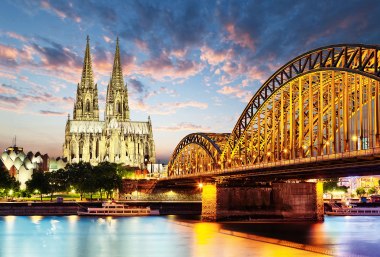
<box><xmin>0</xmin><ymin>201</ymin><xmax>201</xmax><ymax>215</ymax></box>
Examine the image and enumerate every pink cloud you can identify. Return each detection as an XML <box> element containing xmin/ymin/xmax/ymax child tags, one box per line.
<box><xmin>0</xmin><ymin>44</ymin><xmax>18</xmax><ymax>60</ymax></box>
<box><xmin>40</xmin><ymin>0</ymin><xmax>81</xmax><ymax>23</ymax></box>
<box><xmin>217</xmin><ymin>85</ymin><xmax>251</xmax><ymax>103</ymax></box>
<box><xmin>0</xmin><ymin>71</ymin><xmax>16</xmax><ymax>80</ymax></box>
<box><xmin>200</xmin><ymin>46</ymin><xmax>230</xmax><ymax>65</ymax></box>
<box><xmin>103</xmin><ymin>36</ymin><xmax>112</xmax><ymax>43</ymax></box>
<box><xmin>6</xmin><ymin>32</ymin><xmax>27</xmax><ymax>42</ymax></box>
<box><xmin>139</xmin><ymin>53</ymin><xmax>203</xmax><ymax>81</ymax></box>
<box><xmin>225</xmin><ymin>23</ymin><xmax>255</xmax><ymax>50</ymax></box>
<box><xmin>0</xmin><ymin>84</ymin><xmax>17</xmax><ymax>94</ymax></box>
<box><xmin>130</xmin><ymin>99</ymin><xmax>208</xmax><ymax>115</ymax></box>
<box><xmin>155</xmin><ymin>122</ymin><xmax>210</xmax><ymax>132</ymax></box>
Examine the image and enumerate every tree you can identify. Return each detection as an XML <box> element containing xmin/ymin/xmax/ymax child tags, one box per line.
<box><xmin>368</xmin><ymin>187</ymin><xmax>377</xmax><ymax>195</ymax></box>
<box><xmin>94</xmin><ymin>162</ymin><xmax>122</xmax><ymax>199</ymax></box>
<box><xmin>66</xmin><ymin>162</ymin><xmax>94</xmax><ymax>201</ymax></box>
<box><xmin>26</xmin><ymin>171</ymin><xmax>50</xmax><ymax>201</ymax></box>
<box><xmin>323</xmin><ymin>179</ymin><xmax>348</xmax><ymax>194</ymax></box>
<box><xmin>47</xmin><ymin>169</ymin><xmax>69</xmax><ymax>200</ymax></box>
<box><xmin>356</xmin><ymin>187</ymin><xmax>366</xmax><ymax>197</ymax></box>
<box><xmin>0</xmin><ymin>165</ymin><xmax>20</xmax><ymax>198</ymax></box>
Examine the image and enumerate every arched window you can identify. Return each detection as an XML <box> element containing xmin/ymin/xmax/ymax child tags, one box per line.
<box><xmin>86</xmin><ymin>100</ymin><xmax>91</xmax><ymax>112</ymax></box>
<box><xmin>117</xmin><ymin>101</ymin><xmax>121</xmax><ymax>114</ymax></box>
<box><xmin>79</xmin><ymin>140</ymin><xmax>84</xmax><ymax>159</ymax></box>
<box><xmin>96</xmin><ymin>140</ymin><xmax>99</xmax><ymax>159</ymax></box>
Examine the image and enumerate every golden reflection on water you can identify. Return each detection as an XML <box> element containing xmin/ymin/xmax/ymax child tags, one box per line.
<box><xmin>307</xmin><ymin>222</ymin><xmax>328</xmax><ymax>246</ymax></box>
<box><xmin>67</xmin><ymin>215</ymin><xmax>78</xmax><ymax>223</ymax></box>
<box><xmin>29</xmin><ymin>215</ymin><xmax>43</xmax><ymax>224</ymax></box>
<box><xmin>191</xmin><ymin>221</ymin><xmax>329</xmax><ymax>257</ymax></box>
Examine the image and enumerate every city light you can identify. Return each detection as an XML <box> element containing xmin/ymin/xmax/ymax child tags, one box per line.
<box><xmin>198</xmin><ymin>183</ymin><xmax>203</xmax><ymax>189</ymax></box>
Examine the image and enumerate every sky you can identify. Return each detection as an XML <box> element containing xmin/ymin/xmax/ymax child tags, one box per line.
<box><xmin>0</xmin><ymin>0</ymin><xmax>380</xmax><ymax>163</ymax></box>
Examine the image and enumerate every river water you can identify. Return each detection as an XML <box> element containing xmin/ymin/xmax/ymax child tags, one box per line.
<box><xmin>0</xmin><ymin>215</ymin><xmax>377</xmax><ymax>257</ymax></box>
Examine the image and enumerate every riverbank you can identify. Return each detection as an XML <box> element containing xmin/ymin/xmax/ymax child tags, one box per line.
<box><xmin>0</xmin><ymin>201</ymin><xmax>202</xmax><ymax>215</ymax></box>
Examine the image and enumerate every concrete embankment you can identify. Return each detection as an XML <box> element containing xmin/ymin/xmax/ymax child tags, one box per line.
<box><xmin>0</xmin><ymin>201</ymin><xmax>202</xmax><ymax>216</ymax></box>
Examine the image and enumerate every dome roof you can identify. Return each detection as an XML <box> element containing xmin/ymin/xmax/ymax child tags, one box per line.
<box><xmin>14</xmin><ymin>157</ymin><xmax>23</xmax><ymax>170</ymax></box>
<box><xmin>3</xmin><ymin>156</ymin><xmax>14</xmax><ymax>170</ymax></box>
<box><xmin>18</xmin><ymin>152</ymin><xmax>26</xmax><ymax>162</ymax></box>
<box><xmin>24</xmin><ymin>158</ymin><xmax>33</xmax><ymax>170</ymax></box>
<box><xmin>1</xmin><ymin>152</ymin><xmax>8</xmax><ymax>162</ymax></box>
<box><xmin>9</xmin><ymin>151</ymin><xmax>17</xmax><ymax>161</ymax></box>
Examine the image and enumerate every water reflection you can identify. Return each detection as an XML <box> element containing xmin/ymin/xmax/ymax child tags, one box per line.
<box><xmin>2</xmin><ymin>215</ymin><xmax>375</xmax><ymax>257</ymax></box>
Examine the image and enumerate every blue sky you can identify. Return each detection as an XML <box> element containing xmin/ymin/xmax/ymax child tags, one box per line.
<box><xmin>0</xmin><ymin>0</ymin><xmax>379</xmax><ymax>162</ymax></box>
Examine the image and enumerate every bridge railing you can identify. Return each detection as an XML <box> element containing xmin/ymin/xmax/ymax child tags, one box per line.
<box><xmin>165</xmin><ymin>146</ymin><xmax>380</xmax><ymax>180</ymax></box>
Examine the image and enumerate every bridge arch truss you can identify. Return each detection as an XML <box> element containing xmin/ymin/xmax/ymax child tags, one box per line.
<box><xmin>168</xmin><ymin>44</ymin><xmax>380</xmax><ymax>176</ymax></box>
<box><xmin>168</xmin><ymin>133</ymin><xmax>230</xmax><ymax>176</ymax></box>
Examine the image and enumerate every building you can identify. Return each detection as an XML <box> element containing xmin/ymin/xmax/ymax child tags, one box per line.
<box><xmin>63</xmin><ymin>37</ymin><xmax>155</xmax><ymax>167</ymax></box>
<box><xmin>0</xmin><ymin>145</ymin><xmax>67</xmax><ymax>189</ymax></box>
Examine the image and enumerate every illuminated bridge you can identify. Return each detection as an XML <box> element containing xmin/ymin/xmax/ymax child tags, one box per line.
<box><xmin>161</xmin><ymin>44</ymin><xmax>380</xmax><ymax>221</ymax></box>
<box><xmin>167</xmin><ymin>44</ymin><xmax>380</xmax><ymax>180</ymax></box>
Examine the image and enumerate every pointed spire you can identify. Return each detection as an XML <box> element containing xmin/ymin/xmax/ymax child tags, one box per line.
<box><xmin>81</xmin><ymin>35</ymin><xmax>94</xmax><ymax>88</ymax></box>
<box><xmin>73</xmin><ymin>36</ymin><xmax>99</xmax><ymax>121</ymax></box>
<box><xmin>111</xmin><ymin>37</ymin><xmax>124</xmax><ymax>88</ymax></box>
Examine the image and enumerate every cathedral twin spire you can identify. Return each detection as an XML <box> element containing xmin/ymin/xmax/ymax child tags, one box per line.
<box><xmin>73</xmin><ymin>36</ymin><xmax>130</xmax><ymax>122</ymax></box>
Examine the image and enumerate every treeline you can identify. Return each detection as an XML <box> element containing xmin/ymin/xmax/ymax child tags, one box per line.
<box><xmin>0</xmin><ymin>162</ymin><xmax>124</xmax><ymax>201</ymax></box>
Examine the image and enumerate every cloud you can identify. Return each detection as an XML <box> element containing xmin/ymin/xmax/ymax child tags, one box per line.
<box><xmin>103</xmin><ymin>35</ymin><xmax>112</xmax><ymax>43</ymax></box>
<box><xmin>217</xmin><ymin>85</ymin><xmax>251</xmax><ymax>103</ymax></box>
<box><xmin>5</xmin><ymin>32</ymin><xmax>27</xmax><ymax>42</ymax></box>
<box><xmin>140</xmin><ymin>53</ymin><xmax>203</xmax><ymax>81</ymax></box>
<box><xmin>200</xmin><ymin>46</ymin><xmax>230</xmax><ymax>66</ymax></box>
<box><xmin>39</xmin><ymin>110</ymin><xmax>66</xmax><ymax>116</ymax></box>
<box><xmin>155</xmin><ymin>122</ymin><xmax>210</xmax><ymax>132</ymax></box>
<box><xmin>0</xmin><ymin>84</ymin><xmax>17</xmax><ymax>94</ymax></box>
<box><xmin>129</xmin><ymin>78</ymin><xmax>146</xmax><ymax>93</ymax></box>
<box><xmin>131</xmin><ymin>99</ymin><xmax>208</xmax><ymax>115</ymax></box>
<box><xmin>225</xmin><ymin>23</ymin><xmax>255</xmax><ymax>50</ymax></box>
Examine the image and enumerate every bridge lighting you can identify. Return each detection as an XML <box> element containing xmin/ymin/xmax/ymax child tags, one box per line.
<box><xmin>198</xmin><ymin>183</ymin><xmax>203</xmax><ymax>189</ymax></box>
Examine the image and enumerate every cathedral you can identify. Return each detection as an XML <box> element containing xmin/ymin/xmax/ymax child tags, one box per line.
<box><xmin>63</xmin><ymin>37</ymin><xmax>155</xmax><ymax>167</ymax></box>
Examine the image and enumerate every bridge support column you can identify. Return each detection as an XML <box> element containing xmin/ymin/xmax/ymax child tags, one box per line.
<box><xmin>315</xmin><ymin>181</ymin><xmax>324</xmax><ymax>221</ymax></box>
<box><xmin>201</xmin><ymin>183</ymin><xmax>218</xmax><ymax>221</ymax></box>
<box><xmin>200</xmin><ymin>181</ymin><xmax>324</xmax><ymax>222</ymax></box>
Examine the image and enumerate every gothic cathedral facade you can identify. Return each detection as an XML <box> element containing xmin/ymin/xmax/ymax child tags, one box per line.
<box><xmin>63</xmin><ymin>37</ymin><xmax>156</xmax><ymax>167</ymax></box>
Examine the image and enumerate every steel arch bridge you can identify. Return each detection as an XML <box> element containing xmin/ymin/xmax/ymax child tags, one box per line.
<box><xmin>168</xmin><ymin>44</ymin><xmax>380</xmax><ymax>177</ymax></box>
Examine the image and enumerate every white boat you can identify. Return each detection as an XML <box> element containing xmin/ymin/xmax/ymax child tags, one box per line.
<box><xmin>326</xmin><ymin>207</ymin><xmax>380</xmax><ymax>216</ymax></box>
<box><xmin>77</xmin><ymin>202</ymin><xmax>159</xmax><ymax>216</ymax></box>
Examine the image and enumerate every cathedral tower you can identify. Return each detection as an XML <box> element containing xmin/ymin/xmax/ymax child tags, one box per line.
<box><xmin>73</xmin><ymin>36</ymin><xmax>99</xmax><ymax>121</ymax></box>
<box><xmin>105</xmin><ymin>38</ymin><xmax>130</xmax><ymax>122</ymax></box>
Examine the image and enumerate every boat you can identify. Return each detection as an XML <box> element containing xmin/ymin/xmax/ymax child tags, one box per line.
<box><xmin>77</xmin><ymin>202</ymin><xmax>160</xmax><ymax>216</ymax></box>
<box><xmin>326</xmin><ymin>206</ymin><xmax>380</xmax><ymax>216</ymax></box>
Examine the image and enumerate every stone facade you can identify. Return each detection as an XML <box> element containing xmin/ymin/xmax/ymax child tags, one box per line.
<box><xmin>63</xmin><ymin>37</ymin><xmax>155</xmax><ymax>167</ymax></box>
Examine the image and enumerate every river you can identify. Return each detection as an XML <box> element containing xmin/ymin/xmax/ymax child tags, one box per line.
<box><xmin>0</xmin><ymin>215</ymin><xmax>377</xmax><ymax>257</ymax></box>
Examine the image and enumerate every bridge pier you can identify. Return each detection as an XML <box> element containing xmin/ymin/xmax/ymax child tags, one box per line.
<box><xmin>201</xmin><ymin>181</ymin><xmax>324</xmax><ymax>222</ymax></box>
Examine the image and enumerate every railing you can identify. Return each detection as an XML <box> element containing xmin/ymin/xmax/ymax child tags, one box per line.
<box><xmin>165</xmin><ymin>146</ymin><xmax>380</xmax><ymax>180</ymax></box>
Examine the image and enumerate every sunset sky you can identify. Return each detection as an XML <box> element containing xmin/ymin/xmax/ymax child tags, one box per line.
<box><xmin>0</xmin><ymin>0</ymin><xmax>380</xmax><ymax>162</ymax></box>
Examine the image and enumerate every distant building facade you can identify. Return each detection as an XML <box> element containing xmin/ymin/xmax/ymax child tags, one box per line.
<box><xmin>63</xmin><ymin>37</ymin><xmax>155</xmax><ymax>167</ymax></box>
